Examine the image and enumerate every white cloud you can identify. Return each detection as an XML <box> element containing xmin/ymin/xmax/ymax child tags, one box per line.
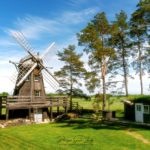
<box><xmin>67</xmin><ymin>0</ymin><xmax>92</xmax><ymax>7</ymax></box>
<box><xmin>15</xmin><ymin>16</ymin><xmax>60</xmax><ymax>39</ymax></box>
<box><xmin>0</xmin><ymin>38</ymin><xmax>16</xmax><ymax>46</ymax></box>
<box><xmin>60</xmin><ymin>7</ymin><xmax>98</xmax><ymax>24</ymax></box>
<box><xmin>5</xmin><ymin>7</ymin><xmax>98</xmax><ymax>40</ymax></box>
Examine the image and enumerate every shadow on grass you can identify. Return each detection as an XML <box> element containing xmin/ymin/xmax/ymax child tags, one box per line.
<box><xmin>56</xmin><ymin>118</ymin><xmax>124</xmax><ymax>130</ymax></box>
<box><xmin>56</xmin><ymin>118</ymin><xmax>150</xmax><ymax>131</ymax></box>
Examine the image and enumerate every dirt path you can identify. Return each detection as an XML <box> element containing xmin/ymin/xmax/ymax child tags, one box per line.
<box><xmin>125</xmin><ymin>129</ymin><xmax>150</xmax><ymax>145</ymax></box>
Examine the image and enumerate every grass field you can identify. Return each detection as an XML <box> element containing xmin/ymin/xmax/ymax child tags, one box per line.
<box><xmin>0</xmin><ymin>95</ymin><xmax>150</xmax><ymax>150</ymax></box>
<box><xmin>73</xmin><ymin>96</ymin><xmax>124</xmax><ymax>117</ymax></box>
<box><xmin>0</xmin><ymin>119</ymin><xmax>150</xmax><ymax>150</ymax></box>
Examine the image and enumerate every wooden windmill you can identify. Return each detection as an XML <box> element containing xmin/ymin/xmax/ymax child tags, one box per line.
<box><xmin>7</xmin><ymin>31</ymin><xmax>61</xmax><ymax>121</ymax></box>
<box><xmin>10</xmin><ymin>31</ymin><xmax>59</xmax><ymax>99</ymax></box>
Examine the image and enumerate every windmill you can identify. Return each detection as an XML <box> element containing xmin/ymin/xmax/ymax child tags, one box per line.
<box><xmin>10</xmin><ymin>31</ymin><xmax>59</xmax><ymax>99</ymax></box>
<box><xmin>7</xmin><ymin>31</ymin><xmax>61</xmax><ymax>121</ymax></box>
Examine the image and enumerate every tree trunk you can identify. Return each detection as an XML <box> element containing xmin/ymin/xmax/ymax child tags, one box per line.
<box><xmin>121</xmin><ymin>42</ymin><xmax>128</xmax><ymax>96</ymax></box>
<box><xmin>138</xmin><ymin>42</ymin><xmax>143</xmax><ymax>95</ymax></box>
<box><xmin>123</xmin><ymin>60</ymin><xmax>128</xmax><ymax>96</ymax></box>
<box><xmin>102</xmin><ymin>57</ymin><xmax>107</xmax><ymax>111</ymax></box>
<box><xmin>70</xmin><ymin>86</ymin><xmax>73</xmax><ymax>111</ymax></box>
<box><xmin>70</xmin><ymin>67</ymin><xmax>73</xmax><ymax>111</ymax></box>
<box><xmin>102</xmin><ymin>75</ymin><xmax>106</xmax><ymax>110</ymax></box>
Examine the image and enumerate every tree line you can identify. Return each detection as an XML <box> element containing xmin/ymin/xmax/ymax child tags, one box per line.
<box><xmin>54</xmin><ymin>0</ymin><xmax>150</xmax><ymax>110</ymax></box>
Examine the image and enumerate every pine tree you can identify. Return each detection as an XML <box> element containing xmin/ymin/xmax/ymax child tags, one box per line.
<box><xmin>109</xmin><ymin>10</ymin><xmax>130</xmax><ymax>96</ymax></box>
<box><xmin>77</xmin><ymin>12</ymin><xmax>115</xmax><ymax>110</ymax></box>
<box><xmin>134</xmin><ymin>0</ymin><xmax>150</xmax><ymax>25</ymax></box>
<box><xmin>130</xmin><ymin>7</ymin><xmax>148</xmax><ymax>95</ymax></box>
<box><xmin>54</xmin><ymin>45</ymin><xmax>85</xmax><ymax>110</ymax></box>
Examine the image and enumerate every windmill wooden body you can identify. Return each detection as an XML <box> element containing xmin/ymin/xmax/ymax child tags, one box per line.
<box><xmin>3</xmin><ymin>31</ymin><xmax>68</xmax><ymax>122</ymax></box>
<box><xmin>14</xmin><ymin>54</ymin><xmax>46</xmax><ymax>98</ymax></box>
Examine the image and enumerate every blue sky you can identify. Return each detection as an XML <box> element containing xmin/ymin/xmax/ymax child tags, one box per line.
<box><xmin>1</xmin><ymin>0</ymin><xmax>149</xmax><ymax>94</ymax></box>
<box><xmin>0</xmin><ymin>0</ymin><xmax>140</xmax><ymax>61</ymax></box>
<box><xmin>0</xmin><ymin>0</ymin><xmax>139</xmax><ymax>44</ymax></box>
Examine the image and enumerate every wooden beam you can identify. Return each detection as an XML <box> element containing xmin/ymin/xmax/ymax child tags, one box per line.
<box><xmin>50</xmin><ymin>107</ymin><xmax>53</xmax><ymax>121</ymax></box>
<box><xmin>64</xmin><ymin>106</ymin><xmax>67</xmax><ymax>113</ymax></box>
<box><xmin>31</xmin><ymin>72</ymin><xmax>34</xmax><ymax>102</ymax></box>
<box><xmin>6</xmin><ymin>108</ymin><xmax>9</xmax><ymax>120</ymax></box>
<box><xmin>57</xmin><ymin>98</ymin><xmax>59</xmax><ymax>114</ymax></box>
<box><xmin>28</xmin><ymin>108</ymin><xmax>31</xmax><ymax>120</ymax></box>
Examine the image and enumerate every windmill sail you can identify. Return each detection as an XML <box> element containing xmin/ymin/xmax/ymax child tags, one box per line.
<box><xmin>10</xmin><ymin>31</ymin><xmax>59</xmax><ymax>96</ymax></box>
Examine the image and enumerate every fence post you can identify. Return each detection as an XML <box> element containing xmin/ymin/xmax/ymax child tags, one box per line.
<box><xmin>57</xmin><ymin>98</ymin><xmax>59</xmax><ymax>114</ymax></box>
<box><xmin>77</xmin><ymin>102</ymin><xmax>79</xmax><ymax>111</ymax></box>
<box><xmin>6</xmin><ymin>108</ymin><xmax>9</xmax><ymax>120</ymax></box>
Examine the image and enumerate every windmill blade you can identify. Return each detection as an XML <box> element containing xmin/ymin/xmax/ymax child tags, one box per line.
<box><xmin>44</xmin><ymin>70</ymin><xmax>59</xmax><ymax>88</ymax></box>
<box><xmin>43</xmin><ymin>72</ymin><xmax>59</xmax><ymax>90</ymax></box>
<box><xmin>40</xmin><ymin>42</ymin><xmax>55</xmax><ymax>59</ymax></box>
<box><xmin>10</xmin><ymin>30</ymin><xmax>37</xmax><ymax>62</ymax></box>
<box><xmin>11</xmin><ymin>72</ymin><xmax>18</xmax><ymax>83</ymax></box>
<box><xmin>17</xmin><ymin>63</ymin><xmax>37</xmax><ymax>87</ymax></box>
<box><xmin>40</xmin><ymin>62</ymin><xmax>59</xmax><ymax>85</ymax></box>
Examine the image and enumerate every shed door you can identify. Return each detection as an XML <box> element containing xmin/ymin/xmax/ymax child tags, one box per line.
<box><xmin>135</xmin><ymin>103</ymin><xmax>143</xmax><ymax>123</ymax></box>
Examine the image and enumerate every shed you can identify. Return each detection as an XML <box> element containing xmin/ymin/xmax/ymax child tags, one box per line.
<box><xmin>124</xmin><ymin>96</ymin><xmax>150</xmax><ymax>123</ymax></box>
<box><xmin>134</xmin><ymin>98</ymin><xmax>150</xmax><ymax>123</ymax></box>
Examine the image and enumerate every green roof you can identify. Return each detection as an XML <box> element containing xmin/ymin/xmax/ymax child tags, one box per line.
<box><xmin>132</xmin><ymin>96</ymin><xmax>150</xmax><ymax>104</ymax></box>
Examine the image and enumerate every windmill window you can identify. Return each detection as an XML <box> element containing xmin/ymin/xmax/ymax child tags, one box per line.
<box><xmin>35</xmin><ymin>75</ymin><xmax>40</xmax><ymax>81</ymax></box>
<box><xmin>26</xmin><ymin>76</ymin><xmax>30</xmax><ymax>81</ymax></box>
<box><xmin>34</xmin><ymin>90</ymin><xmax>40</xmax><ymax>96</ymax></box>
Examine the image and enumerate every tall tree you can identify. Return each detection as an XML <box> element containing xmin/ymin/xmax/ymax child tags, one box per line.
<box><xmin>130</xmin><ymin>6</ymin><xmax>148</xmax><ymax>95</ymax></box>
<box><xmin>134</xmin><ymin>0</ymin><xmax>150</xmax><ymax>25</ymax></box>
<box><xmin>109</xmin><ymin>10</ymin><xmax>130</xmax><ymax>96</ymax></box>
<box><xmin>78</xmin><ymin>12</ymin><xmax>115</xmax><ymax>110</ymax></box>
<box><xmin>54</xmin><ymin>45</ymin><xmax>85</xmax><ymax>110</ymax></box>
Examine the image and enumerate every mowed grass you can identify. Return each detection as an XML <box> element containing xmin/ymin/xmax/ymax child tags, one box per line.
<box><xmin>0</xmin><ymin>95</ymin><xmax>150</xmax><ymax>150</ymax></box>
<box><xmin>0</xmin><ymin>119</ymin><xmax>150</xmax><ymax>150</ymax></box>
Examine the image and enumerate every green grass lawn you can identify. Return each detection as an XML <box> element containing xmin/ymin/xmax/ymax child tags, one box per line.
<box><xmin>0</xmin><ymin>119</ymin><xmax>150</xmax><ymax>150</ymax></box>
<box><xmin>0</xmin><ymin>95</ymin><xmax>150</xmax><ymax>150</ymax></box>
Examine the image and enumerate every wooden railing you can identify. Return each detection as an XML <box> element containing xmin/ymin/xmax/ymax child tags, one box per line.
<box><xmin>4</xmin><ymin>96</ymin><xmax>69</xmax><ymax>110</ymax></box>
<box><xmin>0</xmin><ymin>96</ymin><xmax>7</xmax><ymax>108</ymax></box>
<box><xmin>0</xmin><ymin>96</ymin><xmax>7</xmax><ymax>116</ymax></box>
<box><xmin>72</xmin><ymin>102</ymin><xmax>83</xmax><ymax>112</ymax></box>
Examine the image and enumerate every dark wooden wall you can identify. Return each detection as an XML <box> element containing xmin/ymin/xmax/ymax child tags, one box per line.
<box><xmin>124</xmin><ymin>103</ymin><xmax>135</xmax><ymax>121</ymax></box>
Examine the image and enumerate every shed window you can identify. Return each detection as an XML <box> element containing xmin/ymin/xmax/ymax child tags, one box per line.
<box><xmin>136</xmin><ymin>105</ymin><xmax>141</xmax><ymax>111</ymax></box>
<box><xmin>34</xmin><ymin>90</ymin><xmax>40</xmax><ymax>96</ymax></box>
<box><xmin>144</xmin><ymin>105</ymin><xmax>149</xmax><ymax>114</ymax></box>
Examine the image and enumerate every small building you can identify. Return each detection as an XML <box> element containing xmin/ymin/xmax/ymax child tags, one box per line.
<box><xmin>134</xmin><ymin>99</ymin><xmax>150</xmax><ymax>123</ymax></box>
<box><xmin>124</xmin><ymin>97</ymin><xmax>150</xmax><ymax>123</ymax></box>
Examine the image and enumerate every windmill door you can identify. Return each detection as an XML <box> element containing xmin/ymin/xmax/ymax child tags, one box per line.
<box><xmin>135</xmin><ymin>103</ymin><xmax>143</xmax><ymax>123</ymax></box>
<box><xmin>34</xmin><ymin>109</ymin><xmax>43</xmax><ymax>123</ymax></box>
